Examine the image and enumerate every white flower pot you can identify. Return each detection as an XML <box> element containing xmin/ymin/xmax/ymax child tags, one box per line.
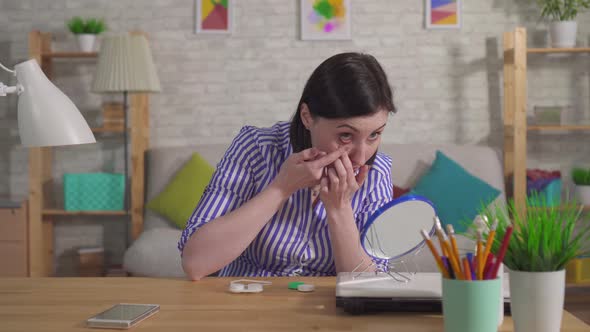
<box><xmin>77</xmin><ymin>34</ymin><xmax>96</xmax><ymax>52</ymax></box>
<box><xmin>575</xmin><ymin>185</ymin><xmax>590</xmax><ymax>205</ymax></box>
<box><xmin>549</xmin><ymin>21</ymin><xmax>577</xmax><ymax>48</ymax></box>
<box><xmin>509</xmin><ymin>270</ymin><xmax>565</xmax><ymax>332</ymax></box>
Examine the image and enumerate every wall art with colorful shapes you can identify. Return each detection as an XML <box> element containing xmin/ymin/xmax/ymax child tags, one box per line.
<box><xmin>196</xmin><ymin>0</ymin><xmax>232</xmax><ymax>34</ymax></box>
<box><xmin>301</xmin><ymin>0</ymin><xmax>352</xmax><ymax>40</ymax></box>
<box><xmin>426</xmin><ymin>0</ymin><xmax>461</xmax><ymax>29</ymax></box>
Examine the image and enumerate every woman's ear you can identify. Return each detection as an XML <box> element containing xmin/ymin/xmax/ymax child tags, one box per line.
<box><xmin>300</xmin><ymin>103</ymin><xmax>313</xmax><ymax>130</ymax></box>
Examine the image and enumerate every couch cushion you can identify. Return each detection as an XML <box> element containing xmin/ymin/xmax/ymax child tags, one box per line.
<box><xmin>378</xmin><ymin>144</ymin><xmax>505</xmax><ymax>197</ymax></box>
<box><xmin>393</xmin><ymin>185</ymin><xmax>410</xmax><ymax>199</ymax></box>
<box><xmin>411</xmin><ymin>151</ymin><xmax>501</xmax><ymax>233</ymax></box>
<box><xmin>146</xmin><ymin>153</ymin><xmax>214</xmax><ymax>229</ymax></box>
<box><xmin>123</xmin><ymin>228</ymin><xmax>185</xmax><ymax>278</ymax></box>
<box><xmin>144</xmin><ymin>145</ymin><xmax>228</xmax><ymax>230</ymax></box>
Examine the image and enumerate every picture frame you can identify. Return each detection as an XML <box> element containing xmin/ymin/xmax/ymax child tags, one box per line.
<box><xmin>300</xmin><ymin>0</ymin><xmax>352</xmax><ymax>41</ymax></box>
<box><xmin>425</xmin><ymin>0</ymin><xmax>461</xmax><ymax>30</ymax></box>
<box><xmin>195</xmin><ymin>0</ymin><xmax>232</xmax><ymax>34</ymax></box>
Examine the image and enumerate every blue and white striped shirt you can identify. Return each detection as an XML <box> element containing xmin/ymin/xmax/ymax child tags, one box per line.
<box><xmin>179</xmin><ymin>121</ymin><xmax>393</xmax><ymax>277</ymax></box>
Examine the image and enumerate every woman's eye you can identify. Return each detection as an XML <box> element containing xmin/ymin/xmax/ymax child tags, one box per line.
<box><xmin>339</xmin><ymin>133</ymin><xmax>352</xmax><ymax>142</ymax></box>
<box><xmin>369</xmin><ymin>132</ymin><xmax>382</xmax><ymax>140</ymax></box>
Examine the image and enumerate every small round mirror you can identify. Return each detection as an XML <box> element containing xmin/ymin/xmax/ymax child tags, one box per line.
<box><xmin>360</xmin><ymin>195</ymin><xmax>436</xmax><ymax>261</ymax></box>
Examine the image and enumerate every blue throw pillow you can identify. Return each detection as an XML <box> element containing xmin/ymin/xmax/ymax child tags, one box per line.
<box><xmin>411</xmin><ymin>151</ymin><xmax>501</xmax><ymax>234</ymax></box>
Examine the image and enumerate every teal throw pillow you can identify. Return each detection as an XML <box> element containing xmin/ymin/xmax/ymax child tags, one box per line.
<box><xmin>411</xmin><ymin>151</ymin><xmax>501</xmax><ymax>234</ymax></box>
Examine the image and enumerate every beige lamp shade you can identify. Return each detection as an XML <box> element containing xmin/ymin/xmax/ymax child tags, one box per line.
<box><xmin>92</xmin><ymin>34</ymin><xmax>161</xmax><ymax>92</ymax></box>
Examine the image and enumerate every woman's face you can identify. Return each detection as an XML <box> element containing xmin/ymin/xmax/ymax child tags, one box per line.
<box><xmin>300</xmin><ymin>104</ymin><xmax>389</xmax><ymax>170</ymax></box>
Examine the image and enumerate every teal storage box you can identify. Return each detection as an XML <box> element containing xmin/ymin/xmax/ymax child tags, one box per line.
<box><xmin>529</xmin><ymin>179</ymin><xmax>562</xmax><ymax>207</ymax></box>
<box><xmin>64</xmin><ymin>173</ymin><xmax>125</xmax><ymax>211</ymax></box>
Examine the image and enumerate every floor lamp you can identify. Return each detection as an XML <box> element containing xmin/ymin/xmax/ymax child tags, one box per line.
<box><xmin>92</xmin><ymin>34</ymin><xmax>160</xmax><ymax>216</ymax></box>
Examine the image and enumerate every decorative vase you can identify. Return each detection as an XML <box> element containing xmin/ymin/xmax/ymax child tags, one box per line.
<box><xmin>77</xmin><ymin>34</ymin><xmax>96</xmax><ymax>52</ymax></box>
<box><xmin>549</xmin><ymin>21</ymin><xmax>577</xmax><ymax>48</ymax></box>
<box><xmin>509</xmin><ymin>270</ymin><xmax>565</xmax><ymax>332</ymax></box>
<box><xmin>575</xmin><ymin>185</ymin><xmax>590</xmax><ymax>205</ymax></box>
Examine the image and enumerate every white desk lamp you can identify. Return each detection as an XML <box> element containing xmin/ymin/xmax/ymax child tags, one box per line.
<box><xmin>0</xmin><ymin>59</ymin><xmax>96</xmax><ymax>147</ymax></box>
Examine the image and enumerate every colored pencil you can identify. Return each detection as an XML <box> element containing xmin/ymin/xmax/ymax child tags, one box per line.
<box><xmin>442</xmin><ymin>256</ymin><xmax>455</xmax><ymax>279</ymax></box>
<box><xmin>446</xmin><ymin>224</ymin><xmax>464</xmax><ymax>277</ymax></box>
<box><xmin>489</xmin><ymin>225</ymin><xmax>514</xmax><ymax>279</ymax></box>
<box><xmin>462</xmin><ymin>257</ymin><xmax>472</xmax><ymax>280</ymax></box>
<box><xmin>476</xmin><ymin>230</ymin><xmax>483</xmax><ymax>280</ymax></box>
<box><xmin>466</xmin><ymin>252</ymin><xmax>476</xmax><ymax>280</ymax></box>
<box><xmin>420</xmin><ymin>229</ymin><xmax>450</xmax><ymax>278</ymax></box>
<box><xmin>433</xmin><ymin>219</ymin><xmax>463</xmax><ymax>279</ymax></box>
<box><xmin>482</xmin><ymin>218</ymin><xmax>498</xmax><ymax>269</ymax></box>
<box><xmin>433</xmin><ymin>216</ymin><xmax>449</xmax><ymax>257</ymax></box>
<box><xmin>443</xmin><ymin>240</ymin><xmax>464</xmax><ymax>280</ymax></box>
<box><xmin>483</xmin><ymin>253</ymin><xmax>495</xmax><ymax>280</ymax></box>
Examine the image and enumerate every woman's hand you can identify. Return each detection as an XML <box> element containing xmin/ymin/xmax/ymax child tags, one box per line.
<box><xmin>272</xmin><ymin>147</ymin><xmax>347</xmax><ymax>197</ymax></box>
<box><xmin>319</xmin><ymin>153</ymin><xmax>369</xmax><ymax>211</ymax></box>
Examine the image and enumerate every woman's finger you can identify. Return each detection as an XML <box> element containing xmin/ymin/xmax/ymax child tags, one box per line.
<box><xmin>327</xmin><ymin>167</ymin><xmax>339</xmax><ymax>191</ymax></box>
<box><xmin>310</xmin><ymin>147</ymin><xmax>346</xmax><ymax>169</ymax></box>
<box><xmin>332</xmin><ymin>159</ymin><xmax>348</xmax><ymax>184</ymax></box>
<box><xmin>341</xmin><ymin>153</ymin><xmax>354</xmax><ymax>174</ymax></box>
<box><xmin>316</xmin><ymin>151</ymin><xmax>327</xmax><ymax>158</ymax></box>
<box><xmin>298</xmin><ymin>147</ymin><xmax>320</xmax><ymax>161</ymax></box>
<box><xmin>320</xmin><ymin>176</ymin><xmax>329</xmax><ymax>194</ymax></box>
<box><xmin>340</xmin><ymin>154</ymin><xmax>357</xmax><ymax>186</ymax></box>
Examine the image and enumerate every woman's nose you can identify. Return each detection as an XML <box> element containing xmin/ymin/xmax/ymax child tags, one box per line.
<box><xmin>349</xmin><ymin>144</ymin><xmax>367</xmax><ymax>166</ymax></box>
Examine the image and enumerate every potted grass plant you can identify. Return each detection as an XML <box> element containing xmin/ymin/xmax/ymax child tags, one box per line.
<box><xmin>572</xmin><ymin>167</ymin><xmax>590</xmax><ymax>205</ymax></box>
<box><xmin>477</xmin><ymin>194</ymin><xmax>590</xmax><ymax>332</ymax></box>
<box><xmin>532</xmin><ymin>0</ymin><xmax>590</xmax><ymax>47</ymax></box>
<box><xmin>67</xmin><ymin>17</ymin><xmax>107</xmax><ymax>52</ymax></box>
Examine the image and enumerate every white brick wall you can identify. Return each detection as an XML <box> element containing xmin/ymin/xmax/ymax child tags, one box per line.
<box><xmin>1</xmin><ymin>0</ymin><xmax>590</xmax><ymax>274</ymax></box>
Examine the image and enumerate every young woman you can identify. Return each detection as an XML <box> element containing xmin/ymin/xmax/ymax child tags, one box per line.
<box><xmin>179</xmin><ymin>52</ymin><xmax>397</xmax><ymax>280</ymax></box>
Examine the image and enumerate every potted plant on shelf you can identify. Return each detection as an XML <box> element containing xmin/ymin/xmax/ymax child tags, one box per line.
<box><xmin>532</xmin><ymin>0</ymin><xmax>590</xmax><ymax>47</ymax></box>
<box><xmin>572</xmin><ymin>167</ymin><xmax>590</xmax><ymax>205</ymax></box>
<box><xmin>477</xmin><ymin>195</ymin><xmax>590</xmax><ymax>332</ymax></box>
<box><xmin>67</xmin><ymin>17</ymin><xmax>107</xmax><ymax>52</ymax></box>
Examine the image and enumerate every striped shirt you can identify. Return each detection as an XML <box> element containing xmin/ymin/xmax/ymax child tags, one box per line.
<box><xmin>178</xmin><ymin>121</ymin><xmax>393</xmax><ymax>277</ymax></box>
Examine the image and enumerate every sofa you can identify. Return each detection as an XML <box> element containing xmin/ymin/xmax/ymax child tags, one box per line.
<box><xmin>123</xmin><ymin>143</ymin><xmax>506</xmax><ymax>278</ymax></box>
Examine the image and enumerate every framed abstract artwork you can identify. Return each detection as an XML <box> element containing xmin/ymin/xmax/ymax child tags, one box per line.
<box><xmin>425</xmin><ymin>0</ymin><xmax>461</xmax><ymax>29</ymax></box>
<box><xmin>300</xmin><ymin>0</ymin><xmax>352</xmax><ymax>41</ymax></box>
<box><xmin>195</xmin><ymin>0</ymin><xmax>232</xmax><ymax>34</ymax></box>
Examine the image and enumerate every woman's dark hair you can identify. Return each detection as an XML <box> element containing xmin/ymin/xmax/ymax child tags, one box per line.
<box><xmin>289</xmin><ymin>52</ymin><xmax>396</xmax><ymax>156</ymax></box>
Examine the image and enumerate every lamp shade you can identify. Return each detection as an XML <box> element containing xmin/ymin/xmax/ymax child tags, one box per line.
<box><xmin>92</xmin><ymin>34</ymin><xmax>161</xmax><ymax>92</ymax></box>
<box><xmin>15</xmin><ymin>59</ymin><xmax>96</xmax><ymax>147</ymax></box>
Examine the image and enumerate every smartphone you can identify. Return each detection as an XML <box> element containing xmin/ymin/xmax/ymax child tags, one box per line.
<box><xmin>86</xmin><ymin>303</ymin><xmax>160</xmax><ymax>329</ymax></box>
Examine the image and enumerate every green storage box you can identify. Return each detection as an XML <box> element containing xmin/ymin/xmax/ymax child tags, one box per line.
<box><xmin>64</xmin><ymin>173</ymin><xmax>125</xmax><ymax>211</ymax></box>
<box><xmin>529</xmin><ymin>179</ymin><xmax>562</xmax><ymax>207</ymax></box>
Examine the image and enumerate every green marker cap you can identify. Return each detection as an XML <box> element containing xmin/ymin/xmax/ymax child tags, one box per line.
<box><xmin>288</xmin><ymin>281</ymin><xmax>305</xmax><ymax>290</ymax></box>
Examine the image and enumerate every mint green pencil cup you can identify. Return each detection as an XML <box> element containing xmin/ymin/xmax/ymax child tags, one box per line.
<box><xmin>442</xmin><ymin>278</ymin><xmax>501</xmax><ymax>332</ymax></box>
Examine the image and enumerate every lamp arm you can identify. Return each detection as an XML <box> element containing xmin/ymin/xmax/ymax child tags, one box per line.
<box><xmin>0</xmin><ymin>81</ymin><xmax>23</xmax><ymax>97</ymax></box>
<box><xmin>0</xmin><ymin>60</ymin><xmax>23</xmax><ymax>96</ymax></box>
<box><xmin>0</xmin><ymin>61</ymin><xmax>15</xmax><ymax>74</ymax></box>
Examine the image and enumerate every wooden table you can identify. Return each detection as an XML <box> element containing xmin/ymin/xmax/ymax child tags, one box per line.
<box><xmin>1</xmin><ymin>277</ymin><xmax>588</xmax><ymax>331</ymax></box>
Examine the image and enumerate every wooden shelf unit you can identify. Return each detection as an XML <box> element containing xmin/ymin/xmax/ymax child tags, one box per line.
<box><xmin>27</xmin><ymin>31</ymin><xmax>150</xmax><ymax>277</ymax></box>
<box><xmin>503</xmin><ymin>27</ymin><xmax>590</xmax><ymax>217</ymax></box>
<box><xmin>91</xmin><ymin>127</ymin><xmax>126</xmax><ymax>134</ymax></box>
<box><xmin>528</xmin><ymin>125</ymin><xmax>590</xmax><ymax>131</ymax></box>
<box><xmin>42</xmin><ymin>209</ymin><xmax>129</xmax><ymax>217</ymax></box>
<box><xmin>531</xmin><ymin>205</ymin><xmax>590</xmax><ymax>212</ymax></box>
<box><xmin>0</xmin><ymin>202</ymin><xmax>29</xmax><ymax>276</ymax></box>
<box><xmin>527</xmin><ymin>47</ymin><xmax>590</xmax><ymax>54</ymax></box>
<box><xmin>41</xmin><ymin>51</ymin><xmax>98</xmax><ymax>59</ymax></box>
